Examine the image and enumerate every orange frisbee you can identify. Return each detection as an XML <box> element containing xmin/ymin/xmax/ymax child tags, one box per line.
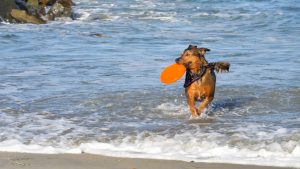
<box><xmin>160</xmin><ymin>64</ymin><xmax>186</xmax><ymax>84</ymax></box>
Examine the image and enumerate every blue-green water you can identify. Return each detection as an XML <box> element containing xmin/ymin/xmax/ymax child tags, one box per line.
<box><xmin>0</xmin><ymin>0</ymin><xmax>299</xmax><ymax>167</ymax></box>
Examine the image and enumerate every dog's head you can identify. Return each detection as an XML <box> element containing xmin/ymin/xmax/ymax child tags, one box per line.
<box><xmin>175</xmin><ymin>45</ymin><xmax>210</xmax><ymax>69</ymax></box>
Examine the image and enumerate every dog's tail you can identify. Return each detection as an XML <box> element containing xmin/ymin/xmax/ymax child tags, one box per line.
<box><xmin>208</xmin><ymin>61</ymin><xmax>230</xmax><ymax>73</ymax></box>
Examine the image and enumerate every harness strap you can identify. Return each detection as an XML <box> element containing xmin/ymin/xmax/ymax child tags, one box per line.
<box><xmin>183</xmin><ymin>63</ymin><xmax>215</xmax><ymax>88</ymax></box>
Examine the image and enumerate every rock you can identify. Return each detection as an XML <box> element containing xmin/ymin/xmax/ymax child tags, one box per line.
<box><xmin>15</xmin><ymin>0</ymin><xmax>28</xmax><ymax>11</ymax></box>
<box><xmin>39</xmin><ymin>0</ymin><xmax>50</xmax><ymax>6</ymax></box>
<box><xmin>47</xmin><ymin>0</ymin><xmax>74</xmax><ymax>20</ymax></box>
<box><xmin>44</xmin><ymin>0</ymin><xmax>57</xmax><ymax>6</ymax></box>
<box><xmin>0</xmin><ymin>0</ymin><xmax>44</xmax><ymax>24</ymax></box>
<box><xmin>57</xmin><ymin>0</ymin><xmax>74</xmax><ymax>7</ymax></box>
<box><xmin>26</xmin><ymin>0</ymin><xmax>39</xmax><ymax>7</ymax></box>
<box><xmin>93</xmin><ymin>33</ymin><xmax>103</xmax><ymax>37</ymax></box>
<box><xmin>0</xmin><ymin>0</ymin><xmax>17</xmax><ymax>22</ymax></box>
<box><xmin>10</xmin><ymin>9</ymin><xmax>46</xmax><ymax>24</ymax></box>
<box><xmin>0</xmin><ymin>0</ymin><xmax>74</xmax><ymax>24</ymax></box>
<box><xmin>42</xmin><ymin>0</ymin><xmax>74</xmax><ymax>6</ymax></box>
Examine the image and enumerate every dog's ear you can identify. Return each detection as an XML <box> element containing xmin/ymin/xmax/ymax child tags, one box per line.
<box><xmin>197</xmin><ymin>48</ymin><xmax>208</xmax><ymax>55</ymax></box>
<box><xmin>187</xmin><ymin>45</ymin><xmax>197</xmax><ymax>50</ymax></box>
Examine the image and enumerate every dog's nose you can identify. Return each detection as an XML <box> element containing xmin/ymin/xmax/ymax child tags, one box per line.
<box><xmin>175</xmin><ymin>58</ymin><xmax>180</xmax><ymax>63</ymax></box>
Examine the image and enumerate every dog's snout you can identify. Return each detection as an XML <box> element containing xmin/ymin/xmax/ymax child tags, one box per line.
<box><xmin>175</xmin><ymin>57</ymin><xmax>181</xmax><ymax>63</ymax></box>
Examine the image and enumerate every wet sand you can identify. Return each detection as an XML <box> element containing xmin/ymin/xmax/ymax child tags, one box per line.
<box><xmin>0</xmin><ymin>152</ymin><xmax>294</xmax><ymax>169</ymax></box>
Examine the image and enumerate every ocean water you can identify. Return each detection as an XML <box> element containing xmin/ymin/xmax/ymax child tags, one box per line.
<box><xmin>0</xmin><ymin>0</ymin><xmax>300</xmax><ymax>167</ymax></box>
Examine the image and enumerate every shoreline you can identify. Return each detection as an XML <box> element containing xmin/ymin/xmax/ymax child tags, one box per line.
<box><xmin>0</xmin><ymin>152</ymin><xmax>295</xmax><ymax>169</ymax></box>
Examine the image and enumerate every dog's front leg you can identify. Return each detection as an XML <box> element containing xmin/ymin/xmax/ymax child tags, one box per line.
<box><xmin>197</xmin><ymin>96</ymin><xmax>213</xmax><ymax>115</ymax></box>
<box><xmin>186</xmin><ymin>96</ymin><xmax>198</xmax><ymax>118</ymax></box>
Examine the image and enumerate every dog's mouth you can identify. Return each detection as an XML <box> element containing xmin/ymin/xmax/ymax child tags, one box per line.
<box><xmin>175</xmin><ymin>58</ymin><xmax>192</xmax><ymax>68</ymax></box>
<box><xmin>183</xmin><ymin>61</ymin><xmax>192</xmax><ymax>68</ymax></box>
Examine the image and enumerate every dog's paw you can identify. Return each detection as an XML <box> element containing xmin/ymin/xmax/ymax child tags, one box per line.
<box><xmin>189</xmin><ymin>115</ymin><xmax>198</xmax><ymax>120</ymax></box>
<box><xmin>189</xmin><ymin>113</ymin><xmax>208</xmax><ymax>120</ymax></box>
<box><xmin>198</xmin><ymin>113</ymin><xmax>209</xmax><ymax>119</ymax></box>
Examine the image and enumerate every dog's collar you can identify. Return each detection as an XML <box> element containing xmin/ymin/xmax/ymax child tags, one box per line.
<box><xmin>184</xmin><ymin>66</ymin><xmax>207</xmax><ymax>88</ymax></box>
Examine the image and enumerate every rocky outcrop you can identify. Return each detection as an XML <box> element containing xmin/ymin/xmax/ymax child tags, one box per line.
<box><xmin>0</xmin><ymin>0</ymin><xmax>75</xmax><ymax>24</ymax></box>
<box><xmin>0</xmin><ymin>0</ymin><xmax>18</xmax><ymax>23</ymax></box>
<box><xmin>47</xmin><ymin>0</ymin><xmax>74</xmax><ymax>20</ymax></box>
<box><xmin>11</xmin><ymin>9</ymin><xmax>46</xmax><ymax>24</ymax></box>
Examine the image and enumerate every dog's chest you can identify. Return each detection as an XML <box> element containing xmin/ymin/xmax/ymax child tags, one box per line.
<box><xmin>187</xmin><ymin>82</ymin><xmax>206</xmax><ymax>96</ymax></box>
<box><xmin>184</xmin><ymin>68</ymin><xmax>206</xmax><ymax>88</ymax></box>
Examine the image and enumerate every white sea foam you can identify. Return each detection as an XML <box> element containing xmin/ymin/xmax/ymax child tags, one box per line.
<box><xmin>155</xmin><ymin>102</ymin><xmax>188</xmax><ymax>116</ymax></box>
<box><xmin>0</xmin><ymin>140</ymin><xmax>81</xmax><ymax>154</ymax></box>
<box><xmin>73</xmin><ymin>0</ymin><xmax>181</xmax><ymax>22</ymax></box>
<box><xmin>0</xmin><ymin>94</ymin><xmax>299</xmax><ymax>167</ymax></box>
<box><xmin>0</xmin><ymin>21</ymin><xmax>11</xmax><ymax>25</ymax></box>
<box><xmin>1</xmin><ymin>104</ymin><xmax>299</xmax><ymax>168</ymax></box>
<box><xmin>0</xmin><ymin>134</ymin><xmax>300</xmax><ymax>168</ymax></box>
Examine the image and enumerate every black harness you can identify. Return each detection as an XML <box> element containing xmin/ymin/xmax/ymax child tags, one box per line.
<box><xmin>184</xmin><ymin>63</ymin><xmax>215</xmax><ymax>88</ymax></box>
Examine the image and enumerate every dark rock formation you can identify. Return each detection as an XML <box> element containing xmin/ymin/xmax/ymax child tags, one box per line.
<box><xmin>47</xmin><ymin>0</ymin><xmax>74</xmax><ymax>20</ymax></box>
<box><xmin>0</xmin><ymin>0</ymin><xmax>75</xmax><ymax>24</ymax></box>
<box><xmin>0</xmin><ymin>0</ymin><xmax>18</xmax><ymax>22</ymax></box>
<box><xmin>11</xmin><ymin>9</ymin><xmax>46</xmax><ymax>24</ymax></box>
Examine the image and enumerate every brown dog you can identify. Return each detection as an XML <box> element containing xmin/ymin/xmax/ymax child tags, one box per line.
<box><xmin>175</xmin><ymin>45</ymin><xmax>230</xmax><ymax>118</ymax></box>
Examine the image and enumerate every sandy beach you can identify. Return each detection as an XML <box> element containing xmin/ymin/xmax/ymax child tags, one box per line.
<box><xmin>0</xmin><ymin>152</ymin><xmax>294</xmax><ymax>169</ymax></box>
